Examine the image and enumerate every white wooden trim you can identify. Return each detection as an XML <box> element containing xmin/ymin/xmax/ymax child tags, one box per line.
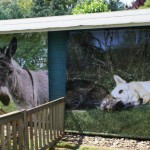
<box><xmin>0</xmin><ymin>9</ymin><xmax>150</xmax><ymax>34</ymax></box>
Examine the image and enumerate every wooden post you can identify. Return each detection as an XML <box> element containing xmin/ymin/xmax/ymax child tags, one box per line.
<box><xmin>48</xmin><ymin>31</ymin><xmax>68</xmax><ymax>100</ymax></box>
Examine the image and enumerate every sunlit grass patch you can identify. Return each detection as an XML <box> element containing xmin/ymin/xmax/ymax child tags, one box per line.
<box><xmin>55</xmin><ymin>141</ymin><xmax>114</xmax><ymax>150</ymax></box>
<box><xmin>0</xmin><ymin>100</ymin><xmax>17</xmax><ymax>113</ymax></box>
<box><xmin>56</xmin><ymin>141</ymin><xmax>77</xmax><ymax>149</ymax></box>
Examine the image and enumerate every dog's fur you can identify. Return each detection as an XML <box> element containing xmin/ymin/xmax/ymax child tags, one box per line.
<box><xmin>101</xmin><ymin>75</ymin><xmax>150</xmax><ymax>111</ymax></box>
<box><xmin>111</xmin><ymin>75</ymin><xmax>150</xmax><ymax>107</ymax></box>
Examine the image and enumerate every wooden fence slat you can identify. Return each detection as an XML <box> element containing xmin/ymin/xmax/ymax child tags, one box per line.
<box><xmin>6</xmin><ymin>122</ymin><xmax>11</xmax><ymax>150</ymax></box>
<box><xmin>59</xmin><ymin>103</ymin><xmax>62</xmax><ymax>135</ymax></box>
<box><xmin>34</xmin><ymin>113</ymin><xmax>38</xmax><ymax>150</ymax></box>
<box><xmin>46</xmin><ymin>108</ymin><xmax>49</xmax><ymax>144</ymax></box>
<box><xmin>1</xmin><ymin>125</ymin><xmax>5</xmax><ymax>150</ymax></box>
<box><xmin>42</xmin><ymin>109</ymin><xmax>45</xmax><ymax>147</ymax></box>
<box><xmin>23</xmin><ymin>110</ymin><xmax>29</xmax><ymax>150</ymax></box>
<box><xmin>18</xmin><ymin>119</ymin><xmax>24</xmax><ymax>150</ymax></box>
<box><xmin>53</xmin><ymin>106</ymin><xmax>56</xmax><ymax>140</ymax></box>
<box><xmin>58</xmin><ymin>103</ymin><xmax>61</xmax><ymax>136</ymax></box>
<box><xmin>49</xmin><ymin>107</ymin><xmax>53</xmax><ymax>141</ymax></box>
<box><xmin>29</xmin><ymin>114</ymin><xmax>34</xmax><ymax>150</ymax></box>
<box><xmin>56</xmin><ymin>104</ymin><xmax>59</xmax><ymax>138</ymax></box>
<box><xmin>12</xmin><ymin>120</ymin><xmax>17</xmax><ymax>150</ymax></box>
<box><xmin>38</xmin><ymin>111</ymin><xmax>42</xmax><ymax>148</ymax></box>
<box><xmin>61</xmin><ymin>100</ymin><xmax>65</xmax><ymax>134</ymax></box>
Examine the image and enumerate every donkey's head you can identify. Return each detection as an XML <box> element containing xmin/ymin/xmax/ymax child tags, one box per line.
<box><xmin>110</xmin><ymin>75</ymin><xmax>140</xmax><ymax>108</ymax></box>
<box><xmin>0</xmin><ymin>37</ymin><xmax>17</xmax><ymax>105</ymax></box>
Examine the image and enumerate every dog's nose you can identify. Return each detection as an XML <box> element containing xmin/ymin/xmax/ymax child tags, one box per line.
<box><xmin>139</xmin><ymin>98</ymin><xmax>143</xmax><ymax>105</ymax></box>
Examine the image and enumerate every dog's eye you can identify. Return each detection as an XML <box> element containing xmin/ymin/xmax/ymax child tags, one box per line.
<box><xmin>119</xmin><ymin>90</ymin><xmax>123</xmax><ymax>94</ymax></box>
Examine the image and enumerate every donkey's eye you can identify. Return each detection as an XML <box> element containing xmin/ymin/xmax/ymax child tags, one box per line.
<box><xmin>119</xmin><ymin>90</ymin><xmax>123</xmax><ymax>94</ymax></box>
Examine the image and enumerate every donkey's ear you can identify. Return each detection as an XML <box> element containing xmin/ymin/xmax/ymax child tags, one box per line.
<box><xmin>113</xmin><ymin>75</ymin><xmax>126</xmax><ymax>85</ymax></box>
<box><xmin>6</xmin><ymin>37</ymin><xmax>17</xmax><ymax>58</ymax></box>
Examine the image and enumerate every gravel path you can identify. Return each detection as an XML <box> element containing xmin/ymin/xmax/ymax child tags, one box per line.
<box><xmin>60</xmin><ymin>133</ymin><xmax>150</xmax><ymax>150</ymax></box>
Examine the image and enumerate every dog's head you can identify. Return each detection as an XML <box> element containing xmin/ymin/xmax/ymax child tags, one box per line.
<box><xmin>111</xmin><ymin>75</ymin><xmax>141</xmax><ymax>108</ymax></box>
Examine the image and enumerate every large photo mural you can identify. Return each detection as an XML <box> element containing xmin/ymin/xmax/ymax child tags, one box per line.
<box><xmin>65</xmin><ymin>27</ymin><xmax>150</xmax><ymax>138</ymax></box>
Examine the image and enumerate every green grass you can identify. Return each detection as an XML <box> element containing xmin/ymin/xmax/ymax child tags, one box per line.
<box><xmin>65</xmin><ymin>106</ymin><xmax>150</xmax><ymax>138</ymax></box>
<box><xmin>55</xmin><ymin>141</ymin><xmax>113</xmax><ymax>150</ymax></box>
<box><xmin>56</xmin><ymin>141</ymin><xmax>77</xmax><ymax>149</ymax></box>
<box><xmin>0</xmin><ymin>100</ymin><xmax>17</xmax><ymax>113</ymax></box>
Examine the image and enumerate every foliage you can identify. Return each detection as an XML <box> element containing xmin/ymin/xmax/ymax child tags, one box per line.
<box><xmin>140</xmin><ymin>0</ymin><xmax>150</xmax><ymax>8</ymax></box>
<box><xmin>106</xmin><ymin>0</ymin><xmax>126</xmax><ymax>11</ymax></box>
<box><xmin>30</xmin><ymin>0</ymin><xmax>78</xmax><ymax>17</ymax></box>
<box><xmin>0</xmin><ymin>0</ymin><xmax>24</xmax><ymax>19</ymax></box>
<box><xmin>17</xmin><ymin>0</ymin><xmax>33</xmax><ymax>17</ymax></box>
<box><xmin>0</xmin><ymin>101</ymin><xmax>17</xmax><ymax>113</ymax></box>
<box><xmin>0</xmin><ymin>0</ymin><xmax>78</xmax><ymax>19</ymax></box>
<box><xmin>72</xmin><ymin>0</ymin><xmax>126</xmax><ymax>14</ymax></box>
<box><xmin>0</xmin><ymin>33</ymin><xmax>48</xmax><ymax>70</ymax></box>
<box><xmin>72</xmin><ymin>0</ymin><xmax>109</xmax><ymax>14</ymax></box>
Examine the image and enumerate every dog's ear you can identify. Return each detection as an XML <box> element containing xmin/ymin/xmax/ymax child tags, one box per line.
<box><xmin>6</xmin><ymin>37</ymin><xmax>17</xmax><ymax>58</ymax></box>
<box><xmin>113</xmin><ymin>75</ymin><xmax>126</xmax><ymax>85</ymax></box>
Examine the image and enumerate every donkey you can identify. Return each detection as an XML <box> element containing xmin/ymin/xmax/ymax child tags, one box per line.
<box><xmin>0</xmin><ymin>37</ymin><xmax>48</xmax><ymax>110</ymax></box>
<box><xmin>101</xmin><ymin>75</ymin><xmax>150</xmax><ymax>110</ymax></box>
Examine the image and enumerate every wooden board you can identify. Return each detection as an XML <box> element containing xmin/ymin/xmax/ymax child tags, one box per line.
<box><xmin>0</xmin><ymin>9</ymin><xmax>150</xmax><ymax>34</ymax></box>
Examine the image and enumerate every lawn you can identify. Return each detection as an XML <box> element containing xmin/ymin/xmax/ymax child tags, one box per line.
<box><xmin>0</xmin><ymin>100</ymin><xmax>17</xmax><ymax>113</ymax></box>
<box><xmin>65</xmin><ymin>105</ymin><xmax>150</xmax><ymax>139</ymax></box>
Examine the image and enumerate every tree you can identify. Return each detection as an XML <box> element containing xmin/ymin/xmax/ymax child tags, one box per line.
<box><xmin>17</xmin><ymin>0</ymin><xmax>33</xmax><ymax>17</ymax></box>
<box><xmin>106</xmin><ymin>0</ymin><xmax>126</xmax><ymax>11</ymax></box>
<box><xmin>30</xmin><ymin>0</ymin><xmax>77</xmax><ymax>17</ymax></box>
<box><xmin>0</xmin><ymin>0</ymin><xmax>24</xmax><ymax>19</ymax></box>
<box><xmin>72</xmin><ymin>0</ymin><xmax>109</xmax><ymax>14</ymax></box>
<box><xmin>140</xmin><ymin>0</ymin><xmax>150</xmax><ymax>8</ymax></box>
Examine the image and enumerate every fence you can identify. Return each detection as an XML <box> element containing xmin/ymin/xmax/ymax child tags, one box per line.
<box><xmin>0</xmin><ymin>97</ymin><xmax>65</xmax><ymax>150</ymax></box>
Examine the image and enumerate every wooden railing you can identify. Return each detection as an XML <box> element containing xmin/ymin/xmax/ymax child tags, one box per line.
<box><xmin>0</xmin><ymin>97</ymin><xmax>65</xmax><ymax>150</ymax></box>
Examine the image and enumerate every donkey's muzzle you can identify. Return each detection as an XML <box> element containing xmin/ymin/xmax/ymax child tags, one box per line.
<box><xmin>0</xmin><ymin>93</ymin><xmax>10</xmax><ymax>106</ymax></box>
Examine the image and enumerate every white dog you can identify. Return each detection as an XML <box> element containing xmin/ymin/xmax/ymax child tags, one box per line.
<box><xmin>111</xmin><ymin>75</ymin><xmax>150</xmax><ymax>107</ymax></box>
